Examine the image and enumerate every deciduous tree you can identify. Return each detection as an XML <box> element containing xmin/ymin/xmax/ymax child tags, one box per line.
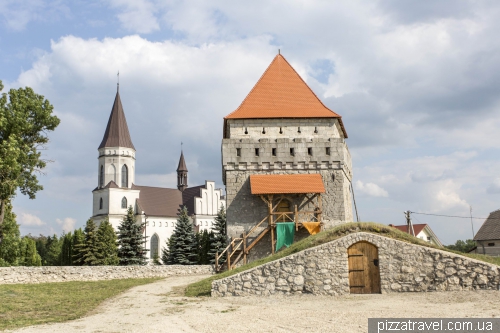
<box><xmin>0</xmin><ymin>81</ymin><xmax>60</xmax><ymax>231</ymax></box>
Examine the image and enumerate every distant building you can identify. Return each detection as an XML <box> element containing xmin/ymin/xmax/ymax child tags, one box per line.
<box><xmin>91</xmin><ymin>87</ymin><xmax>225</xmax><ymax>261</ymax></box>
<box><xmin>389</xmin><ymin>224</ymin><xmax>443</xmax><ymax>247</ymax></box>
<box><xmin>472</xmin><ymin>209</ymin><xmax>500</xmax><ymax>256</ymax></box>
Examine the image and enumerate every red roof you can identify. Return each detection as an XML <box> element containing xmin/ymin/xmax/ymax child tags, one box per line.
<box><xmin>391</xmin><ymin>224</ymin><xmax>427</xmax><ymax>236</ymax></box>
<box><xmin>224</xmin><ymin>54</ymin><xmax>347</xmax><ymax>137</ymax></box>
<box><xmin>250</xmin><ymin>174</ymin><xmax>325</xmax><ymax>195</ymax></box>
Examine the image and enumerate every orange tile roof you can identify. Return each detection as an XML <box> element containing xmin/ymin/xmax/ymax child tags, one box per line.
<box><xmin>224</xmin><ymin>54</ymin><xmax>347</xmax><ymax>137</ymax></box>
<box><xmin>250</xmin><ymin>174</ymin><xmax>325</xmax><ymax>195</ymax></box>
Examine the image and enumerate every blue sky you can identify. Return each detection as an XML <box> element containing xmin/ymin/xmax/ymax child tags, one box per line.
<box><xmin>2</xmin><ymin>0</ymin><xmax>500</xmax><ymax>245</ymax></box>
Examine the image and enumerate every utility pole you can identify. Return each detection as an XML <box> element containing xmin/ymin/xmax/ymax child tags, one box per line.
<box><xmin>470</xmin><ymin>206</ymin><xmax>475</xmax><ymax>239</ymax></box>
<box><xmin>404</xmin><ymin>211</ymin><xmax>415</xmax><ymax>236</ymax></box>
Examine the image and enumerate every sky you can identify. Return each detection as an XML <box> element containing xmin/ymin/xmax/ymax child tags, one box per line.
<box><xmin>2</xmin><ymin>0</ymin><xmax>500</xmax><ymax>245</ymax></box>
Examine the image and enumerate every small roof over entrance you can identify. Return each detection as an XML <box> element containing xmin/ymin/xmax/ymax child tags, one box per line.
<box><xmin>250</xmin><ymin>174</ymin><xmax>325</xmax><ymax>195</ymax></box>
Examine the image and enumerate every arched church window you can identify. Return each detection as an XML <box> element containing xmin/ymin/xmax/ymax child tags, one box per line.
<box><xmin>121</xmin><ymin>164</ymin><xmax>128</xmax><ymax>188</ymax></box>
<box><xmin>150</xmin><ymin>234</ymin><xmax>159</xmax><ymax>259</ymax></box>
<box><xmin>100</xmin><ymin>165</ymin><xmax>104</xmax><ymax>187</ymax></box>
<box><xmin>99</xmin><ymin>198</ymin><xmax>103</xmax><ymax>210</ymax></box>
<box><xmin>121</xmin><ymin>197</ymin><xmax>127</xmax><ymax>209</ymax></box>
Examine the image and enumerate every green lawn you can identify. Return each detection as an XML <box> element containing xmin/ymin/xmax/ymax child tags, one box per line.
<box><xmin>185</xmin><ymin>222</ymin><xmax>500</xmax><ymax>297</ymax></box>
<box><xmin>0</xmin><ymin>277</ymin><xmax>161</xmax><ymax>331</ymax></box>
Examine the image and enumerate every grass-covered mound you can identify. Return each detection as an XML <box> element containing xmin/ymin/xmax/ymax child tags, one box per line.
<box><xmin>185</xmin><ymin>222</ymin><xmax>500</xmax><ymax>297</ymax></box>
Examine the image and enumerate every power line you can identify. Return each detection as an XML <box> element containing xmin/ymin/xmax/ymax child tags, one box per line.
<box><xmin>410</xmin><ymin>211</ymin><xmax>498</xmax><ymax>220</ymax></box>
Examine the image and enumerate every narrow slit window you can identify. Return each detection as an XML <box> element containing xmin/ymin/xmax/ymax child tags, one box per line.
<box><xmin>236</xmin><ymin>148</ymin><xmax>241</xmax><ymax>157</ymax></box>
<box><xmin>262</xmin><ymin>127</ymin><xmax>266</xmax><ymax>134</ymax></box>
<box><xmin>244</xmin><ymin>127</ymin><xmax>248</xmax><ymax>134</ymax></box>
<box><xmin>314</xmin><ymin>126</ymin><xmax>318</xmax><ymax>133</ymax></box>
<box><xmin>272</xmin><ymin>148</ymin><xmax>276</xmax><ymax>156</ymax></box>
<box><xmin>326</xmin><ymin>147</ymin><xmax>331</xmax><ymax>155</ymax></box>
<box><xmin>290</xmin><ymin>148</ymin><xmax>295</xmax><ymax>156</ymax></box>
<box><xmin>308</xmin><ymin>147</ymin><xmax>313</xmax><ymax>156</ymax></box>
<box><xmin>255</xmin><ymin>148</ymin><xmax>259</xmax><ymax>156</ymax></box>
<box><xmin>298</xmin><ymin>127</ymin><xmax>301</xmax><ymax>133</ymax></box>
<box><xmin>279</xmin><ymin>127</ymin><xmax>283</xmax><ymax>134</ymax></box>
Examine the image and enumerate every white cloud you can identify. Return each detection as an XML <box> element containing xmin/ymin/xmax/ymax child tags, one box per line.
<box><xmin>17</xmin><ymin>212</ymin><xmax>45</xmax><ymax>226</ymax></box>
<box><xmin>56</xmin><ymin>217</ymin><xmax>76</xmax><ymax>233</ymax></box>
<box><xmin>356</xmin><ymin>181</ymin><xmax>389</xmax><ymax>198</ymax></box>
<box><xmin>0</xmin><ymin>0</ymin><xmax>69</xmax><ymax>31</ymax></box>
<box><xmin>108</xmin><ymin>0</ymin><xmax>159</xmax><ymax>34</ymax></box>
<box><xmin>487</xmin><ymin>178</ymin><xmax>500</xmax><ymax>194</ymax></box>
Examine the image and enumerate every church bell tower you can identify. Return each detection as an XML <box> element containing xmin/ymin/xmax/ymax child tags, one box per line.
<box><xmin>177</xmin><ymin>151</ymin><xmax>188</xmax><ymax>192</ymax></box>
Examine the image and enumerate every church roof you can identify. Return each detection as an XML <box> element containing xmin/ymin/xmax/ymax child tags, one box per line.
<box><xmin>98</xmin><ymin>90</ymin><xmax>135</xmax><ymax>149</ymax></box>
<box><xmin>132</xmin><ymin>184</ymin><xmax>204</xmax><ymax>217</ymax></box>
<box><xmin>474</xmin><ymin>209</ymin><xmax>500</xmax><ymax>241</ymax></box>
<box><xmin>177</xmin><ymin>151</ymin><xmax>188</xmax><ymax>172</ymax></box>
<box><xmin>224</xmin><ymin>54</ymin><xmax>347</xmax><ymax>137</ymax></box>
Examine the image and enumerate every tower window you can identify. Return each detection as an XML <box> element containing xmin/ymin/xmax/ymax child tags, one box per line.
<box><xmin>255</xmin><ymin>148</ymin><xmax>259</xmax><ymax>156</ymax></box>
<box><xmin>236</xmin><ymin>148</ymin><xmax>241</xmax><ymax>157</ymax></box>
<box><xmin>279</xmin><ymin>127</ymin><xmax>283</xmax><ymax>134</ymax></box>
<box><xmin>100</xmin><ymin>165</ymin><xmax>104</xmax><ymax>187</ymax></box>
<box><xmin>262</xmin><ymin>127</ymin><xmax>266</xmax><ymax>134</ymax></box>
<box><xmin>308</xmin><ymin>147</ymin><xmax>313</xmax><ymax>156</ymax></box>
<box><xmin>121</xmin><ymin>196</ymin><xmax>127</xmax><ymax>209</ymax></box>
<box><xmin>99</xmin><ymin>198</ymin><xmax>103</xmax><ymax>210</ymax></box>
<box><xmin>244</xmin><ymin>127</ymin><xmax>248</xmax><ymax>134</ymax></box>
<box><xmin>314</xmin><ymin>126</ymin><xmax>318</xmax><ymax>133</ymax></box>
<box><xmin>121</xmin><ymin>164</ymin><xmax>128</xmax><ymax>188</ymax></box>
<box><xmin>298</xmin><ymin>127</ymin><xmax>301</xmax><ymax>133</ymax></box>
<box><xmin>326</xmin><ymin>147</ymin><xmax>331</xmax><ymax>155</ymax></box>
<box><xmin>488</xmin><ymin>243</ymin><xmax>495</xmax><ymax>246</ymax></box>
<box><xmin>272</xmin><ymin>148</ymin><xmax>276</xmax><ymax>156</ymax></box>
<box><xmin>290</xmin><ymin>148</ymin><xmax>295</xmax><ymax>156</ymax></box>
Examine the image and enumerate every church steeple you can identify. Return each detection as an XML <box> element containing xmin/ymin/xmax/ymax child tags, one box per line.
<box><xmin>177</xmin><ymin>151</ymin><xmax>188</xmax><ymax>192</ymax></box>
<box><xmin>98</xmin><ymin>90</ymin><xmax>135</xmax><ymax>149</ymax></box>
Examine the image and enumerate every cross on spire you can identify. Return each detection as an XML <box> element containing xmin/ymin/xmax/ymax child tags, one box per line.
<box><xmin>117</xmin><ymin>71</ymin><xmax>120</xmax><ymax>92</ymax></box>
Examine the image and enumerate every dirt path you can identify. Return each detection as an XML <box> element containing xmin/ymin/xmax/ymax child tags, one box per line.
<box><xmin>12</xmin><ymin>275</ymin><xmax>500</xmax><ymax>333</ymax></box>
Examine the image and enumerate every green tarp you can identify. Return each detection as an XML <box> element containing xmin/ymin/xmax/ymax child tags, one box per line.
<box><xmin>276</xmin><ymin>222</ymin><xmax>295</xmax><ymax>252</ymax></box>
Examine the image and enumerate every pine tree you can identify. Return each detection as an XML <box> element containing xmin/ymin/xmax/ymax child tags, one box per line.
<box><xmin>197</xmin><ymin>230</ymin><xmax>211</xmax><ymax>265</ymax></box>
<box><xmin>208</xmin><ymin>205</ymin><xmax>227</xmax><ymax>264</ymax></box>
<box><xmin>97</xmin><ymin>218</ymin><xmax>119</xmax><ymax>265</ymax></box>
<box><xmin>45</xmin><ymin>234</ymin><xmax>62</xmax><ymax>266</ymax></box>
<box><xmin>164</xmin><ymin>206</ymin><xmax>198</xmax><ymax>265</ymax></box>
<box><xmin>75</xmin><ymin>219</ymin><xmax>100</xmax><ymax>266</ymax></box>
<box><xmin>71</xmin><ymin>228</ymin><xmax>84</xmax><ymax>265</ymax></box>
<box><xmin>0</xmin><ymin>202</ymin><xmax>21</xmax><ymax>266</ymax></box>
<box><xmin>59</xmin><ymin>232</ymin><xmax>73</xmax><ymax>266</ymax></box>
<box><xmin>117</xmin><ymin>206</ymin><xmax>147</xmax><ymax>265</ymax></box>
<box><xmin>19</xmin><ymin>237</ymin><xmax>42</xmax><ymax>266</ymax></box>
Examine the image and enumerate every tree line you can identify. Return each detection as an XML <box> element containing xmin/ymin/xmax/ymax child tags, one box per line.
<box><xmin>0</xmin><ymin>203</ymin><xmax>227</xmax><ymax>266</ymax></box>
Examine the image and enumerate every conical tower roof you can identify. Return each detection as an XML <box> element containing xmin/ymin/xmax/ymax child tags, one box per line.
<box><xmin>98</xmin><ymin>90</ymin><xmax>135</xmax><ymax>149</ymax></box>
<box><xmin>177</xmin><ymin>151</ymin><xmax>188</xmax><ymax>172</ymax></box>
<box><xmin>224</xmin><ymin>54</ymin><xmax>347</xmax><ymax>137</ymax></box>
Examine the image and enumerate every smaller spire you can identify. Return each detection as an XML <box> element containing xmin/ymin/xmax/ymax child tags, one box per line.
<box><xmin>177</xmin><ymin>150</ymin><xmax>188</xmax><ymax>191</ymax></box>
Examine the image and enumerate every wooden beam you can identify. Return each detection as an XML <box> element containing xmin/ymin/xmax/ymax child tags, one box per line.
<box><xmin>246</xmin><ymin>226</ymin><xmax>270</xmax><ymax>252</ymax></box>
<box><xmin>243</xmin><ymin>231</ymin><xmax>247</xmax><ymax>264</ymax></box>
<box><xmin>295</xmin><ymin>204</ymin><xmax>298</xmax><ymax>231</ymax></box>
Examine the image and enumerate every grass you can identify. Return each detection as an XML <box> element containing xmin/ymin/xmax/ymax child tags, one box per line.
<box><xmin>0</xmin><ymin>277</ymin><xmax>162</xmax><ymax>331</ymax></box>
<box><xmin>185</xmin><ymin>222</ymin><xmax>500</xmax><ymax>297</ymax></box>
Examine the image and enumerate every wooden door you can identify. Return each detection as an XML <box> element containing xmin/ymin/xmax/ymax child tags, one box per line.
<box><xmin>348</xmin><ymin>241</ymin><xmax>381</xmax><ymax>294</ymax></box>
<box><xmin>276</xmin><ymin>200</ymin><xmax>293</xmax><ymax>222</ymax></box>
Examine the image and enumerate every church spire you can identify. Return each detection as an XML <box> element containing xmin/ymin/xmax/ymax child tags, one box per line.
<box><xmin>177</xmin><ymin>150</ymin><xmax>188</xmax><ymax>192</ymax></box>
<box><xmin>98</xmin><ymin>89</ymin><xmax>135</xmax><ymax>149</ymax></box>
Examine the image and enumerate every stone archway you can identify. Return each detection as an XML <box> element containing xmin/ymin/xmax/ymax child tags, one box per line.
<box><xmin>348</xmin><ymin>241</ymin><xmax>381</xmax><ymax>294</ymax></box>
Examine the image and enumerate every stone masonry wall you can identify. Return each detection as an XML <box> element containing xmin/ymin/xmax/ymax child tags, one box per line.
<box><xmin>211</xmin><ymin>233</ymin><xmax>500</xmax><ymax>296</ymax></box>
<box><xmin>0</xmin><ymin>265</ymin><xmax>214</xmax><ymax>285</ymax></box>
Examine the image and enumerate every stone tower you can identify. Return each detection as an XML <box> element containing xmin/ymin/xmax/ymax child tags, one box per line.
<box><xmin>221</xmin><ymin>54</ymin><xmax>353</xmax><ymax>260</ymax></box>
<box><xmin>177</xmin><ymin>151</ymin><xmax>188</xmax><ymax>192</ymax></box>
<box><xmin>92</xmin><ymin>86</ymin><xmax>140</xmax><ymax>228</ymax></box>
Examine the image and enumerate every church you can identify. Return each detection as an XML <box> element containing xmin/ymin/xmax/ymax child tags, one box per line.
<box><xmin>91</xmin><ymin>87</ymin><xmax>226</xmax><ymax>260</ymax></box>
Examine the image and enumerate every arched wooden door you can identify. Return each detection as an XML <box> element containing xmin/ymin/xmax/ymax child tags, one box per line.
<box><xmin>348</xmin><ymin>241</ymin><xmax>381</xmax><ymax>294</ymax></box>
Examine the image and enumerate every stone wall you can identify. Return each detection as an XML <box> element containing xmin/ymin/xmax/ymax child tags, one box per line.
<box><xmin>0</xmin><ymin>265</ymin><xmax>214</xmax><ymax>285</ymax></box>
<box><xmin>211</xmin><ymin>233</ymin><xmax>500</xmax><ymax>296</ymax></box>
